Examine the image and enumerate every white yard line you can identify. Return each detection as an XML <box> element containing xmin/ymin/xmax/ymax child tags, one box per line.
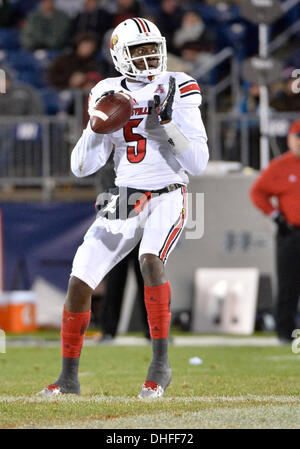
<box><xmin>11</xmin><ymin>405</ymin><xmax>300</xmax><ymax>429</ymax></box>
<box><xmin>173</xmin><ymin>336</ymin><xmax>281</xmax><ymax>346</ymax></box>
<box><xmin>1</xmin><ymin>394</ymin><xmax>300</xmax><ymax>404</ymax></box>
<box><xmin>6</xmin><ymin>336</ymin><xmax>282</xmax><ymax>347</ymax></box>
<box><xmin>265</xmin><ymin>355</ymin><xmax>300</xmax><ymax>361</ymax></box>
<box><xmin>53</xmin><ymin>405</ymin><xmax>300</xmax><ymax>429</ymax></box>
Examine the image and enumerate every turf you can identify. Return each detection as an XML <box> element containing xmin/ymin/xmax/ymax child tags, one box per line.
<box><xmin>0</xmin><ymin>344</ymin><xmax>300</xmax><ymax>428</ymax></box>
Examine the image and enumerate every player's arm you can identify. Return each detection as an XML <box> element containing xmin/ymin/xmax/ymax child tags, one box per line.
<box><xmin>71</xmin><ymin>122</ymin><xmax>113</xmax><ymax>177</ymax></box>
<box><xmin>71</xmin><ymin>84</ymin><xmax>113</xmax><ymax>178</ymax></box>
<box><xmin>155</xmin><ymin>76</ymin><xmax>209</xmax><ymax>176</ymax></box>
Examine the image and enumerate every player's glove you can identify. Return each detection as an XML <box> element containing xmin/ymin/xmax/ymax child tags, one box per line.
<box><xmin>272</xmin><ymin>211</ymin><xmax>293</xmax><ymax>237</ymax></box>
<box><xmin>95</xmin><ymin>90</ymin><xmax>115</xmax><ymax>103</ymax></box>
<box><xmin>101</xmin><ymin>90</ymin><xmax>115</xmax><ymax>97</ymax></box>
<box><xmin>154</xmin><ymin>76</ymin><xmax>176</xmax><ymax>124</ymax></box>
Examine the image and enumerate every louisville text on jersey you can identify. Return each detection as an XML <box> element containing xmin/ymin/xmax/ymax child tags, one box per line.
<box><xmin>131</xmin><ymin>106</ymin><xmax>152</xmax><ymax>116</ymax></box>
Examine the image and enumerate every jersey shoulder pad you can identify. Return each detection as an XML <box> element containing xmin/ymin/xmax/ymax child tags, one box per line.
<box><xmin>88</xmin><ymin>77</ymin><xmax>123</xmax><ymax>113</ymax></box>
<box><xmin>173</xmin><ymin>72</ymin><xmax>202</xmax><ymax>108</ymax></box>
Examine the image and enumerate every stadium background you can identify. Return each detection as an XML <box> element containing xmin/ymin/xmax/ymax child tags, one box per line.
<box><xmin>0</xmin><ymin>0</ymin><xmax>299</xmax><ymax>335</ymax></box>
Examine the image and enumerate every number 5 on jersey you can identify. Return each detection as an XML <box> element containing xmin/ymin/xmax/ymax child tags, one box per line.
<box><xmin>124</xmin><ymin>118</ymin><xmax>147</xmax><ymax>163</ymax></box>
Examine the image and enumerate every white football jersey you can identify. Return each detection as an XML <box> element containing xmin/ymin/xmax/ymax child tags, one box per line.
<box><xmin>73</xmin><ymin>71</ymin><xmax>208</xmax><ymax>190</ymax></box>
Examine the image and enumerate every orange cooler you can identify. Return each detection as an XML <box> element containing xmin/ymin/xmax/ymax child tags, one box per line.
<box><xmin>0</xmin><ymin>299</ymin><xmax>6</xmax><ymax>330</ymax></box>
<box><xmin>0</xmin><ymin>291</ymin><xmax>37</xmax><ymax>333</ymax></box>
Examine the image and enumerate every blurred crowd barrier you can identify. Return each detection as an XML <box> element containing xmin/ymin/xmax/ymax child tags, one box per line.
<box><xmin>0</xmin><ymin>111</ymin><xmax>298</xmax><ymax>199</ymax></box>
<box><xmin>0</xmin><ymin>113</ymin><xmax>98</xmax><ymax>199</ymax></box>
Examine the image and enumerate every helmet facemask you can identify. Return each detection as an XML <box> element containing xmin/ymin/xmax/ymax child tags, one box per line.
<box><xmin>126</xmin><ymin>39</ymin><xmax>167</xmax><ymax>79</ymax></box>
<box><xmin>112</xmin><ymin>36</ymin><xmax>167</xmax><ymax>80</ymax></box>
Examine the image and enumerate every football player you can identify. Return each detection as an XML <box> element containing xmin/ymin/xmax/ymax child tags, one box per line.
<box><xmin>40</xmin><ymin>17</ymin><xmax>209</xmax><ymax>398</ymax></box>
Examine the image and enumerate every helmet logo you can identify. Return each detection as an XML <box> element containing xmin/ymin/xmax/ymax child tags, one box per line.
<box><xmin>110</xmin><ymin>34</ymin><xmax>119</xmax><ymax>49</ymax></box>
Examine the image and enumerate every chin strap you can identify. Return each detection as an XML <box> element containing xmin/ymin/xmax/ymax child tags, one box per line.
<box><xmin>133</xmin><ymin>75</ymin><xmax>156</xmax><ymax>84</ymax></box>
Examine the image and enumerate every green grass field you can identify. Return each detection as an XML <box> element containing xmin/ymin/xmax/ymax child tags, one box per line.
<box><xmin>1</xmin><ymin>339</ymin><xmax>300</xmax><ymax>429</ymax></box>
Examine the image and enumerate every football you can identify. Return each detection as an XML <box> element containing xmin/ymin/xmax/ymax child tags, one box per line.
<box><xmin>90</xmin><ymin>92</ymin><xmax>133</xmax><ymax>134</ymax></box>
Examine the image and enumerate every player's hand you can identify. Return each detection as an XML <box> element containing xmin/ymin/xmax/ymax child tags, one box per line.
<box><xmin>94</xmin><ymin>90</ymin><xmax>115</xmax><ymax>107</ymax></box>
<box><xmin>154</xmin><ymin>76</ymin><xmax>176</xmax><ymax>125</ymax></box>
<box><xmin>98</xmin><ymin>90</ymin><xmax>115</xmax><ymax>102</ymax></box>
<box><xmin>273</xmin><ymin>211</ymin><xmax>293</xmax><ymax>237</ymax></box>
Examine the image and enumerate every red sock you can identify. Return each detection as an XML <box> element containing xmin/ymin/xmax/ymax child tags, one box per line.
<box><xmin>61</xmin><ymin>307</ymin><xmax>91</xmax><ymax>359</ymax></box>
<box><xmin>144</xmin><ymin>282</ymin><xmax>171</xmax><ymax>339</ymax></box>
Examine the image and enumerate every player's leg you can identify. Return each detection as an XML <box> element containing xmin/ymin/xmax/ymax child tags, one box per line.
<box><xmin>39</xmin><ymin>216</ymin><xmax>142</xmax><ymax>395</ymax></box>
<box><xmin>45</xmin><ymin>276</ymin><xmax>92</xmax><ymax>395</ymax></box>
<box><xmin>139</xmin><ymin>253</ymin><xmax>172</xmax><ymax>397</ymax></box>
<box><xmin>138</xmin><ymin>186</ymin><xmax>187</xmax><ymax>398</ymax></box>
<box><xmin>132</xmin><ymin>246</ymin><xmax>151</xmax><ymax>339</ymax></box>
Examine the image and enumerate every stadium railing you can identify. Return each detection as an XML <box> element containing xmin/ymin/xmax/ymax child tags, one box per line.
<box><xmin>0</xmin><ymin>115</ymin><xmax>98</xmax><ymax>200</ymax></box>
<box><xmin>211</xmin><ymin>111</ymin><xmax>300</xmax><ymax>166</ymax></box>
<box><xmin>0</xmin><ymin>111</ymin><xmax>298</xmax><ymax>199</ymax></box>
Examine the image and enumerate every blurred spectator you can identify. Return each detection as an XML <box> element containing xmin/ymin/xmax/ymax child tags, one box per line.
<box><xmin>71</xmin><ymin>0</ymin><xmax>113</xmax><ymax>44</ymax></box>
<box><xmin>97</xmin><ymin>0</ymin><xmax>118</xmax><ymax>14</ymax></box>
<box><xmin>0</xmin><ymin>65</ymin><xmax>44</xmax><ymax>178</ymax></box>
<box><xmin>240</xmin><ymin>83</ymin><xmax>260</xmax><ymax>115</ymax></box>
<box><xmin>238</xmin><ymin>83</ymin><xmax>261</xmax><ymax>168</ymax></box>
<box><xmin>179</xmin><ymin>41</ymin><xmax>215</xmax><ymax>80</ymax></box>
<box><xmin>13</xmin><ymin>0</ymin><xmax>41</xmax><ymax>17</ymax></box>
<box><xmin>156</xmin><ymin>0</ymin><xmax>183</xmax><ymax>55</ymax></box>
<box><xmin>270</xmin><ymin>73</ymin><xmax>300</xmax><ymax>112</ymax></box>
<box><xmin>0</xmin><ymin>0</ymin><xmax>22</xmax><ymax>27</ymax></box>
<box><xmin>204</xmin><ymin>0</ymin><xmax>241</xmax><ymax>4</ymax></box>
<box><xmin>56</xmin><ymin>0</ymin><xmax>86</xmax><ymax>17</ymax></box>
<box><xmin>179</xmin><ymin>0</ymin><xmax>202</xmax><ymax>11</ymax></box>
<box><xmin>286</xmin><ymin>49</ymin><xmax>300</xmax><ymax>72</ymax></box>
<box><xmin>112</xmin><ymin>0</ymin><xmax>148</xmax><ymax>28</ymax></box>
<box><xmin>173</xmin><ymin>10</ymin><xmax>216</xmax><ymax>54</ymax></box>
<box><xmin>173</xmin><ymin>11</ymin><xmax>205</xmax><ymax>49</ymax></box>
<box><xmin>47</xmin><ymin>32</ymin><xmax>104</xmax><ymax>89</ymax></box>
<box><xmin>166</xmin><ymin>52</ymin><xmax>193</xmax><ymax>73</ymax></box>
<box><xmin>224</xmin><ymin>82</ymin><xmax>261</xmax><ymax>168</ymax></box>
<box><xmin>250</xmin><ymin>120</ymin><xmax>300</xmax><ymax>344</ymax></box>
<box><xmin>21</xmin><ymin>0</ymin><xmax>70</xmax><ymax>50</ymax></box>
<box><xmin>0</xmin><ymin>66</ymin><xmax>44</xmax><ymax>115</ymax></box>
<box><xmin>82</xmin><ymin>70</ymin><xmax>104</xmax><ymax>126</ymax></box>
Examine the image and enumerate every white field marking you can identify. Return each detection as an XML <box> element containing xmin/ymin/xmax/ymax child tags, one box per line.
<box><xmin>12</xmin><ymin>405</ymin><xmax>300</xmax><ymax>429</ymax></box>
<box><xmin>1</xmin><ymin>395</ymin><xmax>300</xmax><ymax>404</ymax></box>
<box><xmin>6</xmin><ymin>336</ymin><xmax>282</xmax><ymax>348</ymax></box>
<box><xmin>266</xmin><ymin>355</ymin><xmax>300</xmax><ymax>361</ymax></box>
<box><xmin>90</xmin><ymin>109</ymin><xmax>108</xmax><ymax>121</ymax></box>
<box><xmin>171</xmin><ymin>336</ymin><xmax>281</xmax><ymax>347</ymax></box>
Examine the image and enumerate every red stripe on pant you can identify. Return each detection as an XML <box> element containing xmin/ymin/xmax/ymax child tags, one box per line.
<box><xmin>160</xmin><ymin>187</ymin><xmax>187</xmax><ymax>263</ymax></box>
